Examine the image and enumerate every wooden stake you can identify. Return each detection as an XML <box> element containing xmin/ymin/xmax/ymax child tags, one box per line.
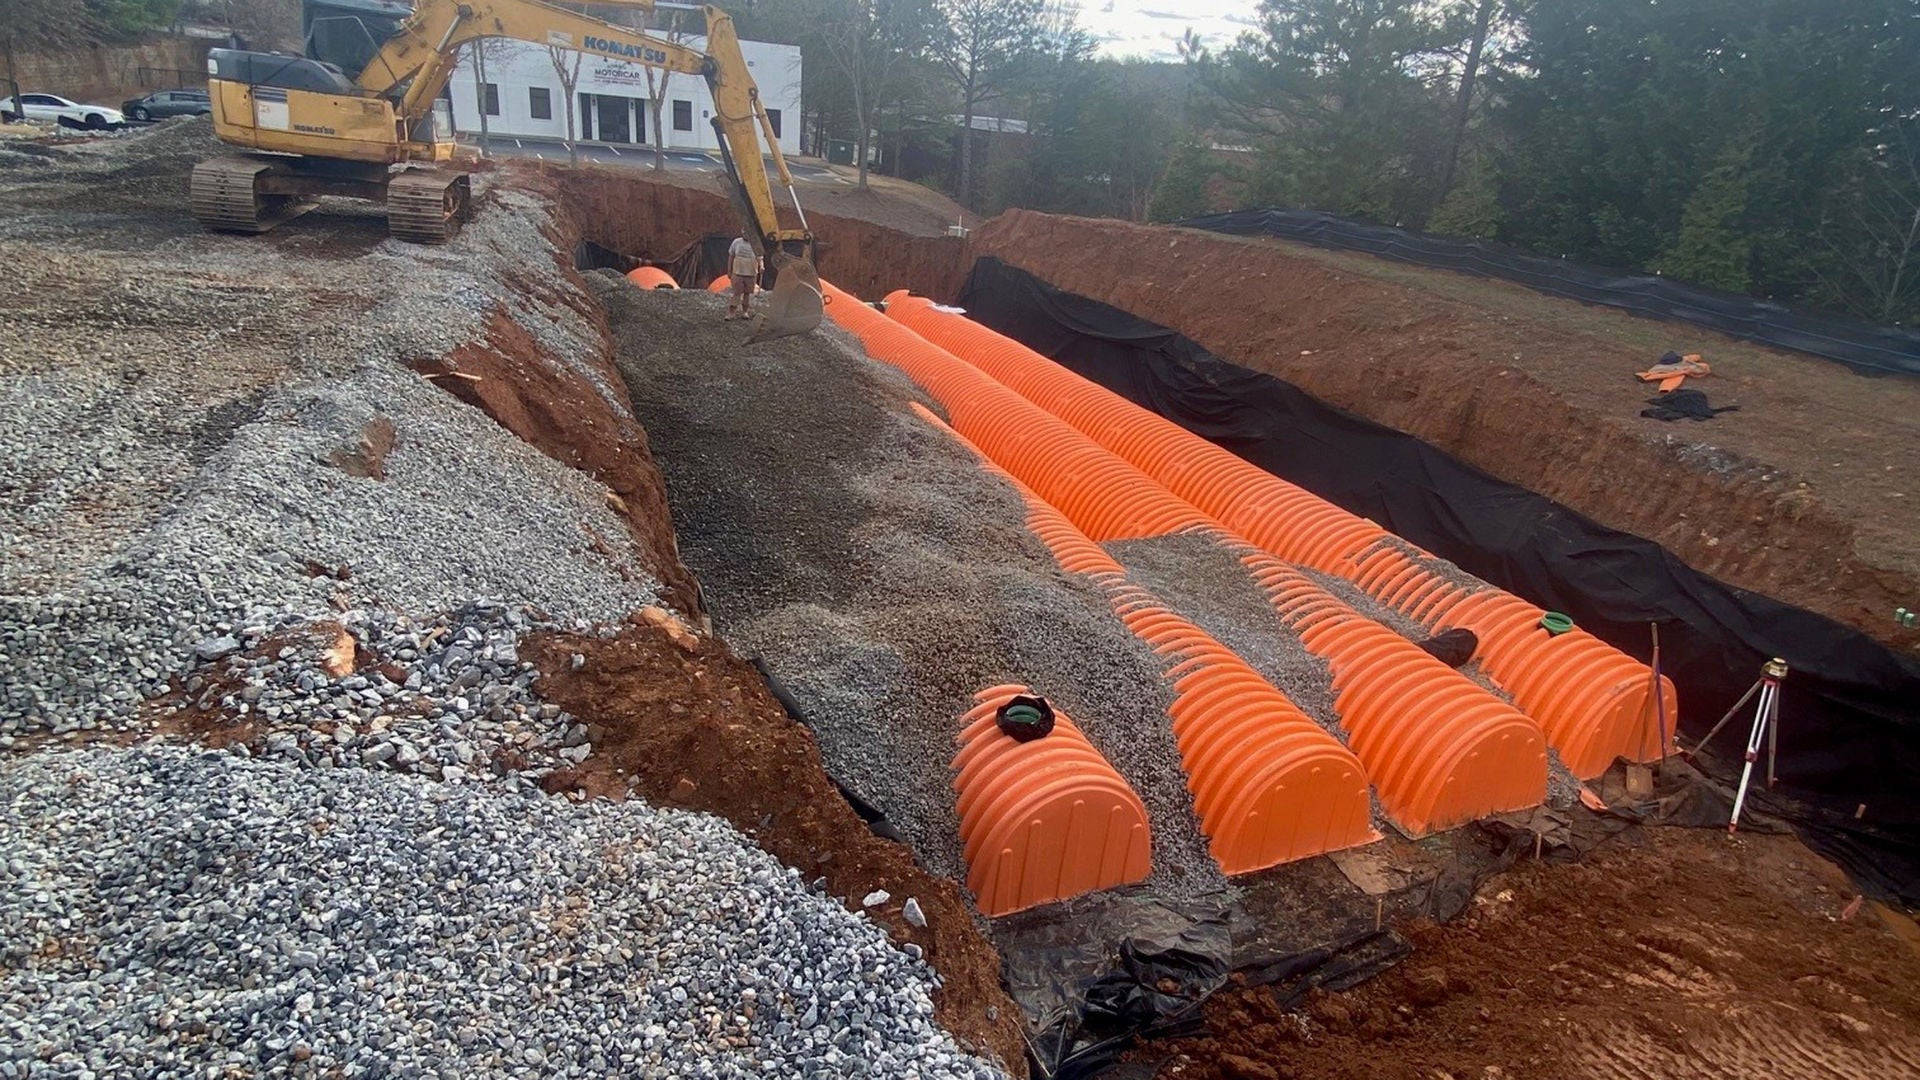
<box><xmin>1375</xmin><ymin>898</ymin><xmax>1383</xmax><ymax>932</ymax></box>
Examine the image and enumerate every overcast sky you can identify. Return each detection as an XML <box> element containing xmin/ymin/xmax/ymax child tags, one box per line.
<box><xmin>1077</xmin><ymin>0</ymin><xmax>1262</xmax><ymax>62</ymax></box>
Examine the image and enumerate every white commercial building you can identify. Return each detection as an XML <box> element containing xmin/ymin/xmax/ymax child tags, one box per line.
<box><xmin>445</xmin><ymin>36</ymin><xmax>801</xmax><ymax>156</ymax></box>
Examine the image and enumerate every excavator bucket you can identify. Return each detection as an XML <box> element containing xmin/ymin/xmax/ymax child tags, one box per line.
<box><xmin>746</xmin><ymin>251</ymin><xmax>825</xmax><ymax>343</ymax></box>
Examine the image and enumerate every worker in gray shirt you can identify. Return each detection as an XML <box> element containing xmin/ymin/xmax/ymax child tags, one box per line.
<box><xmin>725</xmin><ymin>235</ymin><xmax>762</xmax><ymax>321</ymax></box>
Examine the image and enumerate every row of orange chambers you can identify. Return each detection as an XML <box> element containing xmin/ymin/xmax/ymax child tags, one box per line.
<box><xmin>699</xmin><ymin>273</ymin><xmax>1674</xmax><ymax>916</ymax></box>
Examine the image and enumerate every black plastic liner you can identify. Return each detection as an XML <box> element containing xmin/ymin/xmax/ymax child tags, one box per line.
<box><xmin>956</xmin><ymin>256</ymin><xmax>1920</xmax><ymax>903</ymax></box>
<box><xmin>662</xmin><ymin>233</ymin><xmax>737</xmax><ymax>289</ymax></box>
<box><xmin>1177</xmin><ymin>208</ymin><xmax>1920</xmax><ymax>378</ymax></box>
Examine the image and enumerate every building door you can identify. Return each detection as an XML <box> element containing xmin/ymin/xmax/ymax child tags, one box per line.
<box><xmin>578</xmin><ymin>93</ymin><xmax>646</xmax><ymax>146</ymax></box>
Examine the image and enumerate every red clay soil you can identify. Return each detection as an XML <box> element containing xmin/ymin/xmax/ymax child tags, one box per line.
<box><xmin>524</xmin><ymin>621</ymin><xmax>1028</xmax><ymax>1077</ymax></box>
<box><xmin>1134</xmin><ymin>828</ymin><xmax>1920</xmax><ymax>1080</ymax></box>
<box><xmin>972</xmin><ymin>210</ymin><xmax>1920</xmax><ymax>657</ymax></box>
<box><xmin>546</xmin><ymin>163</ymin><xmax>971</xmax><ymax>301</ymax></box>
<box><xmin>419</xmin><ymin>300</ymin><xmax>700</xmax><ymax>617</ymax></box>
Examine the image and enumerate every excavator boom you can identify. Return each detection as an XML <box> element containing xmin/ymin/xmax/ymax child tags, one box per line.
<box><xmin>193</xmin><ymin>0</ymin><xmax>820</xmax><ymax>339</ymax></box>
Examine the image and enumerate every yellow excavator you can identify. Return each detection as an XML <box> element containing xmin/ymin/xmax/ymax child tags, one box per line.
<box><xmin>193</xmin><ymin>0</ymin><xmax>821</xmax><ymax>338</ymax></box>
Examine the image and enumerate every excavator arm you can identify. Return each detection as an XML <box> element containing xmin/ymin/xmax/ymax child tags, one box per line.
<box><xmin>357</xmin><ymin>0</ymin><xmax>809</xmax><ymax>266</ymax></box>
<box><xmin>197</xmin><ymin>0</ymin><xmax>820</xmax><ymax>338</ymax></box>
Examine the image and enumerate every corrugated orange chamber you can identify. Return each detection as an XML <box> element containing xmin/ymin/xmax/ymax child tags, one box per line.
<box><xmin>885</xmin><ymin>295</ymin><xmax>1675</xmax><ymax>779</ymax></box>
<box><xmin>822</xmin><ymin>280</ymin><xmax>1209</xmax><ymax>541</ymax></box>
<box><xmin>952</xmin><ymin>684</ymin><xmax>1153</xmax><ymax>916</ymax></box>
<box><xmin>902</xmin><ymin>401</ymin><xmax>1373</xmax><ymax>873</ymax></box>
<box><xmin>1231</xmin><ymin>538</ymin><xmax>1547</xmax><ymax>832</ymax></box>
<box><xmin>1107</xmin><ymin>584</ymin><xmax>1377</xmax><ymax>872</ymax></box>
<box><xmin>1348</xmin><ymin>539</ymin><xmax>1676</xmax><ymax>777</ymax></box>
<box><xmin>625</xmin><ymin>266</ymin><xmax>679</xmax><ymax>289</ymax></box>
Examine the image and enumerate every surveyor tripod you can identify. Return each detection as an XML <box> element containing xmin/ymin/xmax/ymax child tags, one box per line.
<box><xmin>1689</xmin><ymin>657</ymin><xmax>1789</xmax><ymax>833</ymax></box>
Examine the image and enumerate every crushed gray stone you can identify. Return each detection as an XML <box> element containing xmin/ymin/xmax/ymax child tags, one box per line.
<box><xmin>0</xmin><ymin>746</ymin><xmax>1003</xmax><ymax>1079</ymax></box>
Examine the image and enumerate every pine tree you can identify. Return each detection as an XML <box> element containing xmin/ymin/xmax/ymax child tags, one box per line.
<box><xmin>1654</xmin><ymin>142</ymin><xmax>1755</xmax><ymax>292</ymax></box>
<box><xmin>1147</xmin><ymin>139</ymin><xmax>1214</xmax><ymax>224</ymax></box>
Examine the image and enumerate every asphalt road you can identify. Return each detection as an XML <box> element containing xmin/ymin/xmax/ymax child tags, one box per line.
<box><xmin>468</xmin><ymin>135</ymin><xmax>845</xmax><ymax>183</ymax></box>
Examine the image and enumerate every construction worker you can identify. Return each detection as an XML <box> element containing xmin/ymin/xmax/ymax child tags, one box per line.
<box><xmin>725</xmin><ymin>234</ymin><xmax>762</xmax><ymax>321</ymax></box>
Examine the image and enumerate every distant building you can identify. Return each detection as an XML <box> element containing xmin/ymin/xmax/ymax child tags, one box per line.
<box><xmin>445</xmin><ymin>36</ymin><xmax>801</xmax><ymax>156</ymax></box>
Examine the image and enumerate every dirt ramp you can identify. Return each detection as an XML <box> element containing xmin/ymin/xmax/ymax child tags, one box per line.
<box><xmin>971</xmin><ymin>209</ymin><xmax>1920</xmax><ymax>656</ymax></box>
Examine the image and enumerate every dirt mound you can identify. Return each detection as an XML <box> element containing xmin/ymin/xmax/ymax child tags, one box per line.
<box><xmin>972</xmin><ymin>210</ymin><xmax>1920</xmax><ymax>657</ymax></box>
<box><xmin>524</xmin><ymin>619</ymin><xmax>1027</xmax><ymax>1076</ymax></box>
<box><xmin>1133</xmin><ymin>828</ymin><xmax>1920</xmax><ymax>1079</ymax></box>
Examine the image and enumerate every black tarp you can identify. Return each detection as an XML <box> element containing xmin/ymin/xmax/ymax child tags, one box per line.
<box><xmin>1177</xmin><ymin>208</ymin><xmax>1920</xmax><ymax>379</ymax></box>
<box><xmin>956</xmin><ymin>257</ymin><xmax>1920</xmax><ymax>903</ymax></box>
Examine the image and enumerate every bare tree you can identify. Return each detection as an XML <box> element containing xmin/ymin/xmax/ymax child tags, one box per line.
<box><xmin>547</xmin><ymin>43</ymin><xmax>585</xmax><ymax>164</ymax></box>
<box><xmin>641</xmin><ymin>7</ymin><xmax>688</xmax><ymax>167</ymax></box>
<box><xmin>933</xmin><ymin>0</ymin><xmax>1044</xmax><ymax>207</ymax></box>
<box><xmin>1815</xmin><ymin>119</ymin><xmax>1920</xmax><ymax>323</ymax></box>
<box><xmin>822</xmin><ymin>0</ymin><xmax>938</xmax><ymax>189</ymax></box>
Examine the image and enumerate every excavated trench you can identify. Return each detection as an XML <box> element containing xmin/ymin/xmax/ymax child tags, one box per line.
<box><xmin>463</xmin><ymin>166</ymin><xmax>1918</xmax><ymax>1073</ymax></box>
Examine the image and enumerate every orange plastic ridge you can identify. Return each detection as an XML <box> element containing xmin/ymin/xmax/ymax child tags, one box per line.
<box><xmin>906</xmin><ymin>402</ymin><xmax>1128</xmax><ymax>581</ymax></box>
<box><xmin>883</xmin><ymin>294</ymin><xmax>1676</xmax><ymax>779</ymax></box>
<box><xmin>952</xmin><ymin>684</ymin><xmax>1153</xmax><ymax>916</ymax></box>
<box><xmin>820</xmin><ymin>280</ymin><xmax>1210</xmax><ymax>541</ymax></box>
<box><xmin>706</xmin><ymin>275</ymin><xmax>730</xmax><ymax>293</ymax></box>
<box><xmin>625</xmin><ymin>266</ymin><xmax>679</xmax><ymax>289</ymax></box>
<box><xmin>1223</xmin><ymin>534</ymin><xmax>1548</xmax><ymax>832</ymax></box>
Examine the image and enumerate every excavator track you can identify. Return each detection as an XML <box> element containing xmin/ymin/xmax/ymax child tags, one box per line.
<box><xmin>189</xmin><ymin>155</ymin><xmax>318</xmax><ymax>234</ymax></box>
<box><xmin>387</xmin><ymin>170</ymin><xmax>473</xmax><ymax>245</ymax></box>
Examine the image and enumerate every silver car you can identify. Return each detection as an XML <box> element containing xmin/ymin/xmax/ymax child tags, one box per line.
<box><xmin>122</xmin><ymin>89</ymin><xmax>213</xmax><ymax>123</ymax></box>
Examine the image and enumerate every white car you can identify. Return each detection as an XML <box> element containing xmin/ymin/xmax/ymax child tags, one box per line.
<box><xmin>1</xmin><ymin>93</ymin><xmax>124</xmax><ymax>128</ymax></box>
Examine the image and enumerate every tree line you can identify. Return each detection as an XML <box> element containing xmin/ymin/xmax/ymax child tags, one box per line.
<box><xmin>6</xmin><ymin>0</ymin><xmax>1912</xmax><ymax>322</ymax></box>
<box><xmin>747</xmin><ymin>0</ymin><xmax>1918</xmax><ymax>326</ymax></box>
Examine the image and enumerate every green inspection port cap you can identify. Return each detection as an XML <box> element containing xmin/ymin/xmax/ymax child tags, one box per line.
<box><xmin>1540</xmin><ymin>612</ymin><xmax>1575</xmax><ymax>636</ymax></box>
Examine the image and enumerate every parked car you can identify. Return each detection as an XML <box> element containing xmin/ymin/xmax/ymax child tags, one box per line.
<box><xmin>0</xmin><ymin>93</ymin><xmax>124</xmax><ymax>128</ymax></box>
<box><xmin>121</xmin><ymin>88</ymin><xmax>212</xmax><ymax>123</ymax></box>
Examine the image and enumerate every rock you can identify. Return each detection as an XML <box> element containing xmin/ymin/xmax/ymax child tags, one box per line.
<box><xmin>901</xmin><ymin>898</ymin><xmax>926</xmax><ymax>928</ymax></box>
<box><xmin>862</xmin><ymin>890</ymin><xmax>890</xmax><ymax>908</ymax></box>
<box><xmin>669</xmin><ymin>777</ymin><xmax>698</xmax><ymax>802</ymax></box>
<box><xmin>194</xmin><ymin>636</ymin><xmax>241</xmax><ymax>661</ymax></box>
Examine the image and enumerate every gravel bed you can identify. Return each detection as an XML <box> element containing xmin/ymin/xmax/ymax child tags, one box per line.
<box><xmin>596</xmin><ymin>280</ymin><xmax>1229</xmax><ymax>905</ymax></box>
<box><xmin>0</xmin><ymin>746</ymin><xmax>1001</xmax><ymax>1079</ymax></box>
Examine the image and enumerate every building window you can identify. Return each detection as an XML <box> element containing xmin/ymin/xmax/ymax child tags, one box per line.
<box><xmin>529</xmin><ymin>87</ymin><xmax>552</xmax><ymax>120</ymax></box>
<box><xmin>482</xmin><ymin>82</ymin><xmax>500</xmax><ymax>117</ymax></box>
<box><xmin>765</xmin><ymin>108</ymin><xmax>782</xmax><ymax>139</ymax></box>
<box><xmin>672</xmin><ymin>99</ymin><xmax>692</xmax><ymax>132</ymax></box>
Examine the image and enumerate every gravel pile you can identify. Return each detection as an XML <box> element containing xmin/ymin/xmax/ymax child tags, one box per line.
<box><xmin>596</xmin><ymin>280</ymin><xmax>1229</xmax><ymax>904</ymax></box>
<box><xmin>1</xmin><ymin>124</ymin><xmax>657</xmax><ymax>741</ymax></box>
<box><xmin>0</xmin><ymin>746</ymin><xmax>1002</xmax><ymax>1079</ymax></box>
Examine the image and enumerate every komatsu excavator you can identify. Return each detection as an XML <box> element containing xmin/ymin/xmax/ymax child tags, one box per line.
<box><xmin>193</xmin><ymin>0</ymin><xmax>821</xmax><ymax>338</ymax></box>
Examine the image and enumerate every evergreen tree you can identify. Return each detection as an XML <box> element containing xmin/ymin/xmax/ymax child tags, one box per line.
<box><xmin>1148</xmin><ymin>139</ymin><xmax>1216</xmax><ymax>223</ymax></box>
<box><xmin>1653</xmin><ymin>142</ymin><xmax>1755</xmax><ymax>292</ymax></box>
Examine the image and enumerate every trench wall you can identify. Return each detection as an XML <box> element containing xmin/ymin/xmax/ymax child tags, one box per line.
<box><xmin>554</xmin><ymin>169</ymin><xmax>970</xmax><ymax>302</ymax></box>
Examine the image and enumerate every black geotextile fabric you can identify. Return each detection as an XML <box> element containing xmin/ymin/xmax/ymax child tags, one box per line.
<box><xmin>663</xmin><ymin>233</ymin><xmax>736</xmax><ymax>288</ymax></box>
<box><xmin>955</xmin><ymin>257</ymin><xmax>1920</xmax><ymax>904</ymax></box>
<box><xmin>1176</xmin><ymin>208</ymin><xmax>1920</xmax><ymax>378</ymax></box>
